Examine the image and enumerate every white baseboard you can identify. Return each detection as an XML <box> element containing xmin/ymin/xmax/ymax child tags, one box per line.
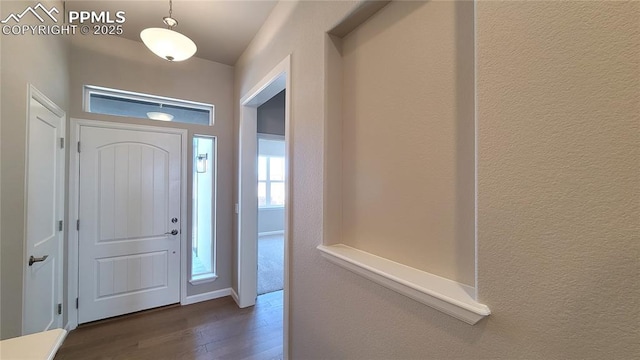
<box><xmin>230</xmin><ymin>288</ymin><xmax>240</xmax><ymax>306</ymax></box>
<box><xmin>182</xmin><ymin>288</ymin><xmax>232</xmax><ymax>306</ymax></box>
<box><xmin>258</xmin><ymin>230</ymin><xmax>284</xmax><ymax>237</ymax></box>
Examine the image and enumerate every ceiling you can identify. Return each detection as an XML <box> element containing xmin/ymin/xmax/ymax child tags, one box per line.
<box><xmin>66</xmin><ymin>1</ymin><xmax>278</xmax><ymax>65</ymax></box>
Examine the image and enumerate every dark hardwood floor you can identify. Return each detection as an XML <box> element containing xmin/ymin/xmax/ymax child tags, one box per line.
<box><xmin>55</xmin><ymin>291</ymin><xmax>283</xmax><ymax>360</ymax></box>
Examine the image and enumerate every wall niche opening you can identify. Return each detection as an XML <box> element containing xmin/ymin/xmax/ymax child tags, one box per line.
<box><xmin>320</xmin><ymin>0</ymin><xmax>489</xmax><ymax>324</ymax></box>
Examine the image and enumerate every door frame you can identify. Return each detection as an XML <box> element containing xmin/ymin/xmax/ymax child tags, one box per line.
<box><xmin>22</xmin><ymin>84</ymin><xmax>66</xmax><ymax>334</ymax></box>
<box><xmin>237</xmin><ymin>55</ymin><xmax>291</xmax><ymax>357</ymax></box>
<box><xmin>66</xmin><ymin>119</ymin><xmax>188</xmax><ymax>330</ymax></box>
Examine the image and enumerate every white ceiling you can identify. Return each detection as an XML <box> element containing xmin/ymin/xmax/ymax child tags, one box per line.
<box><xmin>66</xmin><ymin>1</ymin><xmax>278</xmax><ymax>65</ymax></box>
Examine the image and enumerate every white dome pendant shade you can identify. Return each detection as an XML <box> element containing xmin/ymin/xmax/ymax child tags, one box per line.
<box><xmin>141</xmin><ymin>27</ymin><xmax>197</xmax><ymax>62</ymax></box>
<box><xmin>140</xmin><ymin>0</ymin><xmax>197</xmax><ymax>62</ymax></box>
<box><xmin>146</xmin><ymin>111</ymin><xmax>174</xmax><ymax>121</ymax></box>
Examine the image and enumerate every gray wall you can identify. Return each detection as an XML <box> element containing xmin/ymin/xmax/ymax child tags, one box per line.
<box><xmin>69</xmin><ymin>34</ymin><xmax>234</xmax><ymax>298</ymax></box>
<box><xmin>234</xmin><ymin>1</ymin><xmax>639</xmax><ymax>358</ymax></box>
<box><xmin>0</xmin><ymin>0</ymin><xmax>69</xmax><ymax>339</ymax></box>
<box><xmin>257</xmin><ymin>90</ymin><xmax>285</xmax><ymax>136</ymax></box>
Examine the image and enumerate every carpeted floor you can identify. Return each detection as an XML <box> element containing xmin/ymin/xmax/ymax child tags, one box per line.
<box><xmin>258</xmin><ymin>234</ymin><xmax>284</xmax><ymax>295</ymax></box>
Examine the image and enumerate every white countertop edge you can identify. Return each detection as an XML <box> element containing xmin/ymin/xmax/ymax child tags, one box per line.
<box><xmin>0</xmin><ymin>328</ymin><xmax>67</xmax><ymax>360</ymax></box>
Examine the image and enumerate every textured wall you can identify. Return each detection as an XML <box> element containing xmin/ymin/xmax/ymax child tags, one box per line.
<box><xmin>340</xmin><ymin>1</ymin><xmax>475</xmax><ymax>285</ymax></box>
<box><xmin>235</xmin><ymin>0</ymin><xmax>638</xmax><ymax>359</ymax></box>
<box><xmin>0</xmin><ymin>0</ymin><xmax>69</xmax><ymax>339</ymax></box>
<box><xmin>476</xmin><ymin>1</ymin><xmax>639</xmax><ymax>357</ymax></box>
<box><xmin>69</xmin><ymin>35</ymin><xmax>235</xmax><ymax>298</ymax></box>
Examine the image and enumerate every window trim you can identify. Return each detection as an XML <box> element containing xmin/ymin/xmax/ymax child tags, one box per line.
<box><xmin>83</xmin><ymin>85</ymin><xmax>215</xmax><ymax>126</ymax></box>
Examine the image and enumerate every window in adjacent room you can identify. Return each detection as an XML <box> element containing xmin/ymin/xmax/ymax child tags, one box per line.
<box><xmin>84</xmin><ymin>85</ymin><xmax>214</xmax><ymax>126</ymax></box>
<box><xmin>258</xmin><ymin>135</ymin><xmax>285</xmax><ymax>208</ymax></box>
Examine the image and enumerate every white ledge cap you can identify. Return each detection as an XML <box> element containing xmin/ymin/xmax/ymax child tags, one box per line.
<box><xmin>317</xmin><ymin>244</ymin><xmax>490</xmax><ymax>325</ymax></box>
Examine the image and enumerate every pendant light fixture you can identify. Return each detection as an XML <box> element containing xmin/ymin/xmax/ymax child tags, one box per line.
<box><xmin>140</xmin><ymin>0</ymin><xmax>197</xmax><ymax>62</ymax></box>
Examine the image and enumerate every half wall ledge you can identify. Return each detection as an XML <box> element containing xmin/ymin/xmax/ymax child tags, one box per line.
<box><xmin>317</xmin><ymin>244</ymin><xmax>490</xmax><ymax>325</ymax></box>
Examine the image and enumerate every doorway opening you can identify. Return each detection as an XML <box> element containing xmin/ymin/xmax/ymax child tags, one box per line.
<box><xmin>256</xmin><ymin>94</ymin><xmax>286</xmax><ymax>295</ymax></box>
<box><xmin>237</xmin><ymin>55</ymin><xmax>290</xmax><ymax>357</ymax></box>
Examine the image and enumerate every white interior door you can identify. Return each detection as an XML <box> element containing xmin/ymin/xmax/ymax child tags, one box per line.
<box><xmin>78</xmin><ymin>125</ymin><xmax>182</xmax><ymax>324</ymax></box>
<box><xmin>23</xmin><ymin>86</ymin><xmax>65</xmax><ymax>335</ymax></box>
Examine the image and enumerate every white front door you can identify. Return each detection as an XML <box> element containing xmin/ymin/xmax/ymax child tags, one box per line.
<box><xmin>77</xmin><ymin>125</ymin><xmax>182</xmax><ymax>324</ymax></box>
<box><xmin>23</xmin><ymin>86</ymin><xmax>65</xmax><ymax>335</ymax></box>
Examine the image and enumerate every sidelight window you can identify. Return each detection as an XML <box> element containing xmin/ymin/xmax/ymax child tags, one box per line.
<box><xmin>191</xmin><ymin>136</ymin><xmax>217</xmax><ymax>284</ymax></box>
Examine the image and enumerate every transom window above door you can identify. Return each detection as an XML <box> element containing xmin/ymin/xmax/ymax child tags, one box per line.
<box><xmin>84</xmin><ymin>85</ymin><xmax>214</xmax><ymax>126</ymax></box>
<box><xmin>258</xmin><ymin>136</ymin><xmax>285</xmax><ymax>208</ymax></box>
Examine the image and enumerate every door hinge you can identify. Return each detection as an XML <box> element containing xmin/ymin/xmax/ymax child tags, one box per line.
<box><xmin>60</xmin><ymin>138</ymin><xmax>65</xmax><ymax>149</ymax></box>
<box><xmin>76</xmin><ymin>219</ymin><xmax>80</xmax><ymax>231</ymax></box>
<box><xmin>76</xmin><ymin>298</ymin><xmax>79</xmax><ymax>309</ymax></box>
<box><xmin>57</xmin><ymin>303</ymin><xmax>62</xmax><ymax>315</ymax></box>
<box><xmin>58</xmin><ymin>220</ymin><xmax>63</xmax><ymax>232</ymax></box>
<box><xmin>77</xmin><ymin>141</ymin><xmax>81</xmax><ymax>153</ymax></box>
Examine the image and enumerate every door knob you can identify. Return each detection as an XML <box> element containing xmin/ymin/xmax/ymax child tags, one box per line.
<box><xmin>165</xmin><ymin>229</ymin><xmax>179</xmax><ymax>236</ymax></box>
<box><xmin>28</xmin><ymin>255</ymin><xmax>48</xmax><ymax>266</ymax></box>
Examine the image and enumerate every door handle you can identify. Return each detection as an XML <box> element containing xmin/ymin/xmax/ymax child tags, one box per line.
<box><xmin>165</xmin><ymin>229</ymin><xmax>179</xmax><ymax>236</ymax></box>
<box><xmin>28</xmin><ymin>255</ymin><xmax>48</xmax><ymax>266</ymax></box>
